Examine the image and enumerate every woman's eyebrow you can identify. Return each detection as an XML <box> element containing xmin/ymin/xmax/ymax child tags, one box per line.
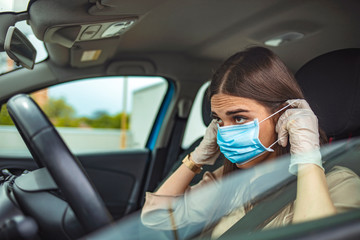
<box><xmin>225</xmin><ymin>109</ymin><xmax>249</xmax><ymax>115</ymax></box>
<box><xmin>211</xmin><ymin>109</ymin><xmax>249</xmax><ymax>117</ymax></box>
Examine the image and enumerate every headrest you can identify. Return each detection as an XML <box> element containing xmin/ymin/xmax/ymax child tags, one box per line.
<box><xmin>202</xmin><ymin>87</ymin><xmax>212</xmax><ymax>126</ymax></box>
<box><xmin>295</xmin><ymin>48</ymin><xmax>360</xmax><ymax>139</ymax></box>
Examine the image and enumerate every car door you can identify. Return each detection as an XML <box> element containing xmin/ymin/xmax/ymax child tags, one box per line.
<box><xmin>0</xmin><ymin>75</ymin><xmax>172</xmax><ymax>220</ymax></box>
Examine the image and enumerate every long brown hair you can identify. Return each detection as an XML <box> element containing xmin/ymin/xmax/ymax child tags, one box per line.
<box><xmin>209</xmin><ymin>46</ymin><xmax>327</xmax><ymax>175</ymax></box>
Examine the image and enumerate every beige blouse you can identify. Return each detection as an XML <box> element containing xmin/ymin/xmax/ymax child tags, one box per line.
<box><xmin>141</xmin><ymin>166</ymin><xmax>360</xmax><ymax>239</ymax></box>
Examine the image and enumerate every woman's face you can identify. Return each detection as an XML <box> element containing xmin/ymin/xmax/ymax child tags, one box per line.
<box><xmin>211</xmin><ymin>93</ymin><xmax>279</xmax><ymax>168</ymax></box>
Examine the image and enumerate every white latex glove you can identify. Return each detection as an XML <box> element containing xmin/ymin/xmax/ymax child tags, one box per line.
<box><xmin>191</xmin><ymin>119</ymin><xmax>220</xmax><ymax>165</ymax></box>
<box><xmin>276</xmin><ymin>99</ymin><xmax>324</xmax><ymax>175</ymax></box>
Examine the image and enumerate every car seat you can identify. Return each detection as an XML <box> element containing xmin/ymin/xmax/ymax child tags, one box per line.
<box><xmin>295</xmin><ymin>48</ymin><xmax>360</xmax><ymax>179</ymax></box>
<box><xmin>295</xmin><ymin>48</ymin><xmax>360</xmax><ymax>141</ymax></box>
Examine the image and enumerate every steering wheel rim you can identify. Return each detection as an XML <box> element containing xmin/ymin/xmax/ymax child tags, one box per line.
<box><xmin>7</xmin><ymin>94</ymin><xmax>113</xmax><ymax>233</ymax></box>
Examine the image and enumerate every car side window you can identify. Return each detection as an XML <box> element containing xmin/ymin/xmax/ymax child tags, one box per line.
<box><xmin>0</xmin><ymin>76</ymin><xmax>168</xmax><ymax>154</ymax></box>
<box><xmin>182</xmin><ymin>81</ymin><xmax>209</xmax><ymax>149</ymax></box>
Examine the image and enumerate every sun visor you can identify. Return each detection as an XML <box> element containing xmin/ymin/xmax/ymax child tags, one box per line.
<box><xmin>70</xmin><ymin>37</ymin><xmax>120</xmax><ymax>68</ymax></box>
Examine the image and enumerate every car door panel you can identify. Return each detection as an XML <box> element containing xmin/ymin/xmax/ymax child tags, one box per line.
<box><xmin>78</xmin><ymin>150</ymin><xmax>150</xmax><ymax>219</ymax></box>
<box><xmin>0</xmin><ymin>149</ymin><xmax>150</xmax><ymax>220</ymax></box>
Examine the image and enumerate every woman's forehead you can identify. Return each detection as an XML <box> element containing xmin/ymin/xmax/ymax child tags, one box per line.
<box><xmin>210</xmin><ymin>94</ymin><xmax>262</xmax><ymax>112</ymax></box>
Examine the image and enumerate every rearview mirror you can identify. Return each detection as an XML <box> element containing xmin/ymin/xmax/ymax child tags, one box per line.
<box><xmin>4</xmin><ymin>26</ymin><xmax>37</xmax><ymax>70</ymax></box>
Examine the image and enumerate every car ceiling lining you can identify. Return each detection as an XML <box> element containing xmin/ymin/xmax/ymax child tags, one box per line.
<box><xmin>25</xmin><ymin>0</ymin><xmax>360</xmax><ymax>71</ymax></box>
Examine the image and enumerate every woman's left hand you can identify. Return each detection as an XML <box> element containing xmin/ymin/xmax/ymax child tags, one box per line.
<box><xmin>278</xmin><ymin>100</ymin><xmax>336</xmax><ymax>222</ymax></box>
<box><xmin>276</xmin><ymin>99</ymin><xmax>323</xmax><ymax>174</ymax></box>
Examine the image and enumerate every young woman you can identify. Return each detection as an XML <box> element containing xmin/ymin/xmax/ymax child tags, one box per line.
<box><xmin>141</xmin><ymin>47</ymin><xmax>360</xmax><ymax>238</ymax></box>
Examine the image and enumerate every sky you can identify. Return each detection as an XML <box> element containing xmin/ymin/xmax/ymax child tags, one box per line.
<box><xmin>48</xmin><ymin>77</ymin><xmax>166</xmax><ymax>117</ymax></box>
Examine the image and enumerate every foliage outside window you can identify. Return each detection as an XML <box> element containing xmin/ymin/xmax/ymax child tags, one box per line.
<box><xmin>0</xmin><ymin>97</ymin><xmax>130</xmax><ymax>129</ymax></box>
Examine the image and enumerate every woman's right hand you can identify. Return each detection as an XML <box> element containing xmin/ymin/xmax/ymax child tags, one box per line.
<box><xmin>191</xmin><ymin>119</ymin><xmax>220</xmax><ymax>165</ymax></box>
<box><xmin>276</xmin><ymin>99</ymin><xmax>323</xmax><ymax>174</ymax></box>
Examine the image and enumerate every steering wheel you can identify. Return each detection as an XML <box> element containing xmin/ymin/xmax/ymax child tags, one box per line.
<box><xmin>6</xmin><ymin>94</ymin><xmax>113</xmax><ymax>233</ymax></box>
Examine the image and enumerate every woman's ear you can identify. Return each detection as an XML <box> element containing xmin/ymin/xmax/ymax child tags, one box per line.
<box><xmin>273</xmin><ymin>113</ymin><xmax>281</xmax><ymax>125</ymax></box>
<box><xmin>272</xmin><ymin>103</ymin><xmax>288</xmax><ymax>124</ymax></box>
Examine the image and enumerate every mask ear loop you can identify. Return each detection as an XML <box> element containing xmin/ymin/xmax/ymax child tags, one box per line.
<box><xmin>268</xmin><ymin>136</ymin><xmax>286</xmax><ymax>149</ymax></box>
<box><xmin>259</xmin><ymin>100</ymin><xmax>298</xmax><ymax>124</ymax></box>
<box><xmin>260</xmin><ymin>99</ymin><xmax>299</xmax><ymax>149</ymax></box>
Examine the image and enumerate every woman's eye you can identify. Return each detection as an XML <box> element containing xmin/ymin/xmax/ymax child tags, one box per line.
<box><xmin>234</xmin><ymin>116</ymin><xmax>246</xmax><ymax>124</ymax></box>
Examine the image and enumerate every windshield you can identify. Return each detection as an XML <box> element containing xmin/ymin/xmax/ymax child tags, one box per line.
<box><xmin>86</xmin><ymin>139</ymin><xmax>360</xmax><ymax>239</ymax></box>
<box><xmin>0</xmin><ymin>0</ymin><xmax>29</xmax><ymax>13</ymax></box>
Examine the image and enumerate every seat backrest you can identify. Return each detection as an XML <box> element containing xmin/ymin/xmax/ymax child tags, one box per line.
<box><xmin>295</xmin><ymin>48</ymin><xmax>360</xmax><ymax>141</ymax></box>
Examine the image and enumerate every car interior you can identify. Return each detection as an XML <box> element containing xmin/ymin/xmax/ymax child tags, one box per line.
<box><xmin>0</xmin><ymin>0</ymin><xmax>360</xmax><ymax>239</ymax></box>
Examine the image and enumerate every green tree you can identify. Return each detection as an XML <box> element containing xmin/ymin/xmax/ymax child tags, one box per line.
<box><xmin>42</xmin><ymin>97</ymin><xmax>75</xmax><ymax>119</ymax></box>
<box><xmin>41</xmin><ymin>97</ymin><xmax>81</xmax><ymax>127</ymax></box>
<box><xmin>82</xmin><ymin>111</ymin><xmax>130</xmax><ymax>129</ymax></box>
<box><xmin>1</xmin><ymin>97</ymin><xmax>131</xmax><ymax>129</ymax></box>
<box><xmin>0</xmin><ymin>105</ymin><xmax>14</xmax><ymax>125</ymax></box>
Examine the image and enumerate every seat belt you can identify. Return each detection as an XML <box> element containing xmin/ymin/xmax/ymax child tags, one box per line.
<box><xmin>218</xmin><ymin>180</ymin><xmax>297</xmax><ymax>239</ymax></box>
<box><xmin>162</xmin><ymin>116</ymin><xmax>187</xmax><ymax>178</ymax></box>
<box><xmin>162</xmin><ymin>98</ymin><xmax>192</xmax><ymax>178</ymax></box>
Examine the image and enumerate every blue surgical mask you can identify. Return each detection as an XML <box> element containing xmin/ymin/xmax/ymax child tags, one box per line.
<box><xmin>216</xmin><ymin>102</ymin><xmax>293</xmax><ymax>165</ymax></box>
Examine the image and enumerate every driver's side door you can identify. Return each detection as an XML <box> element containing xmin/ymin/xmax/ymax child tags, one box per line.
<box><xmin>0</xmin><ymin>76</ymin><xmax>170</xmax><ymax>219</ymax></box>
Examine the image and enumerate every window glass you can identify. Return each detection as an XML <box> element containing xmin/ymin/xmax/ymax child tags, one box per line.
<box><xmin>0</xmin><ymin>0</ymin><xmax>29</xmax><ymax>13</ymax></box>
<box><xmin>182</xmin><ymin>82</ymin><xmax>209</xmax><ymax>149</ymax></box>
<box><xmin>0</xmin><ymin>20</ymin><xmax>48</xmax><ymax>75</ymax></box>
<box><xmin>121</xmin><ymin>140</ymin><xmax>360</xmax><ymax>239</ymax></box>
<box><xmin>0</xmin><ymin>76</ymin><xmax>168</xmax><ymax>155</ymax></box>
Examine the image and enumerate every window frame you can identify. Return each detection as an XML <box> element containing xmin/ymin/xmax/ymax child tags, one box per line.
<box><xmin>0</xmin><ymin>75</ymin><xmax>173</xmax><ymax>155</ymax></box>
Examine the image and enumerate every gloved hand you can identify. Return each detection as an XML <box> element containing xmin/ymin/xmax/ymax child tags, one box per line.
<box><xmin>276</xmin><ymin>99</ymin><xmax>324</xmax><ymax>175</ymax></box>
<box><xmin>191</xmin><ymin>119</ymin><xmax>220</xmax><ymax>165</ymax></box>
